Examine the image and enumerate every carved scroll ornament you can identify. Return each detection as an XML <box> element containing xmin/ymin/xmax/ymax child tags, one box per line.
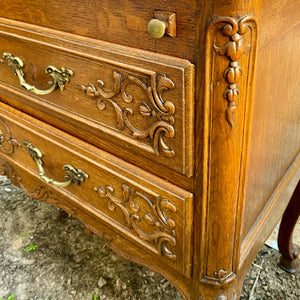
<box><xmin>94</xmin><ymin>183</ymin><xmax>177</xmax><ymax>261</ymax></box>
<box><xmin>79</xmin><ymin>71</ymin><xmax>175</xmax><ymax>157</ymax></box>
<box><xmin>0</xmin><ymin>118</ymin><xmax>20</xmax><ymax>154</ymax></box>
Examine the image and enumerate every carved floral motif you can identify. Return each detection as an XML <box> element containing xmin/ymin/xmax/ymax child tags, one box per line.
<box><xmin>213</xmin><ymin>16</ymin><xmax>255</xmax><ymax>128</ymax></box>
<box><xmin>79</xmin><ymin>71</ymin><xmax>175</xmax><ymax>157</ymax></box>
<box><xmin>94</xmin><ymin>183</ymin><xmax>177</xmax><ymax>260</ymax></box>
<box><xmin>0</xmin><ymin>118</ymin><xmax>20</xmax><ymax>154</ymax></box>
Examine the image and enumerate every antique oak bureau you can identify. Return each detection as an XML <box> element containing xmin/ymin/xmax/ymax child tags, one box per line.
<box><xmin>0</xmin><ymin>1</ymin><xmax>299</xmax><ymax>299</ymax></box>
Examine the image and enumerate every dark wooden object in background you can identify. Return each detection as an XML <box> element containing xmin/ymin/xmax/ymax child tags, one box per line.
<box><xmin>278</xmin><ymin>181</ymin><xmax>300</xmax><ymax>273</ymax></box>
<box><xmin>0</xmin><ymin>1</ymin><xmax>299</xmax><ymax>299</ymax></box>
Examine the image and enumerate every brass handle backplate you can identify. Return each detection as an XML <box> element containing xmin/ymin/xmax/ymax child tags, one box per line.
<box><xmin>3</xmin><ymin>52</ymin><xmax>73</xmax><ymax>95</ymax></box>
<box><xmin>23</xmin><ymin>141</ymin><xmax>88</xmax><ymax>188</ymax></box>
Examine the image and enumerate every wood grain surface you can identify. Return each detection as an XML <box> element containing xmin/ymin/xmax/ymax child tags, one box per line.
<box><xmin>0</xmin><ymin>1</ymin><xmax>299</xmax><ymax>299</ymax></box>
<box><xmin>0</xmin><ymin>20</ymin><xmax>194</xmax><ymax>178</ymax></box>
<box><xmin>0</xmin><ymin>101</ymin><xmax>194</xmax><ymax>277</ymax></box>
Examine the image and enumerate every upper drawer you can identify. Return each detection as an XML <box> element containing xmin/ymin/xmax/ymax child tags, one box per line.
<box><xmin>0</xmin><ymin>20</ymin><xmax>194</xmax><ymax>177</ymax></box>
<box><xmin>0</xmin><ymin>1</ymin><xmax>198</xmax><ymax>61</ymax></box>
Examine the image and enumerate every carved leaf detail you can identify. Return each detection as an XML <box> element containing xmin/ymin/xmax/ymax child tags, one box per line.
<box><xmin>215</xmin><ymin>36</ymin><xmax>250</xmax><ymax>62</ymax></box>
<box><xmin>106</xmin><ymin>99</ymin><xmax>125</xmax><ymax>130</ymax></box>
<box><xmin>159</xmin><ymin>199</ymin><xmax>176</xmax><ymax>229</ymax></box>
<box><xmin>78</xmin><ymin>71</ymin><xmax>175</xmax><ymax>157</ymax></box>
<box><xmin>156</xmin><ymin>74</ymin><xmax>175</xmax><ymax>97</ymax></box>
<box><xmin>97</xmin><ymin>71</ymin><xmax>122</xmax><ymax>99</ymax></box>
<box><xmin>95</xmin><ymin>184</ymin><xmax>177</xmax><ymax>261</ymax></box>
<box><xmin>214</xmin><ymin>16</ymin><xmax>254</xmax><ymax>129</ymax></box>
<box><xmin>139</xmin><ymin>102</ymin><xmax>152</xmax><ymax>118</ymax></box>
<box><xmin>81</xmin><ymin>83</ymin><xmax>99</xmax><ymax>98</ymax></box>
<box><xmin>0</xmin><ymin>118</ymin><xmax>21</xmax><ymax>154</ymax></box>
<box><xmin>144</xmin><ymin>213</ymin><xmax>156</xmax><ymax>226</ymax></box>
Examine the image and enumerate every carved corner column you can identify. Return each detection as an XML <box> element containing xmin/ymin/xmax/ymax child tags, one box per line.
<box><xmin>199</xmin><ymin>15</ymin><xmax>258</xmax><ymax>298</ymax></box>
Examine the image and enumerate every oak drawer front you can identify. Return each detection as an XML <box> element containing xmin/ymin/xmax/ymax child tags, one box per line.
<box><xmin>0</xmin><ymin>103</ymin><xmax>193</xmax><ymax>277</ymax></box>
<box><xmin>0</xmin><ymin>21</ymin><xmax>194</xmax><ymax>177</ymax></box>
<box><xmin>0</xmin><ymin>1</ymin><xmax>198</xmax><ymax>61</ymax></box>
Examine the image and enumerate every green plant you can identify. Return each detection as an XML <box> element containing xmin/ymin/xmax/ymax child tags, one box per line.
<box><xmin>93</xmin><ymin>295</ymin><xmax>98</xmax><ymax>300</ymax></box>
<box><xmin>0</xmin><ymin>294</ymin><xmax>15</xmax><ymax>300</ymax></box>
<box><xmin>18</xmin><ymin>232</ymin><xmax>28</xmax><ymax>237</ymax></box>
<box><xmin>22</xmin><ymin>244</ymin><xmax>37</xmax><ymax>252</ymax></box>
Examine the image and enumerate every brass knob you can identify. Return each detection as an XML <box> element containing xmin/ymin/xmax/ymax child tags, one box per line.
<box><xmin>147</xmin><ymin>19</ymin><xmax>167</xmax><ymax>38</ymax></box>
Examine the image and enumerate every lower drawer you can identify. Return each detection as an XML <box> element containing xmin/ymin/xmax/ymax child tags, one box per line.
<box><xmin>0</xmin><ymin>102</ymin><xmax>193</xmax><ymax>277</ymax></box>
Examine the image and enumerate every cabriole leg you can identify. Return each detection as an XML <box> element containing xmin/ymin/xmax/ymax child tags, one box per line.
<box><xmin>278</xmin><ymin>181</ymin><xmax>300</xmax><ymax>273</ymax></box>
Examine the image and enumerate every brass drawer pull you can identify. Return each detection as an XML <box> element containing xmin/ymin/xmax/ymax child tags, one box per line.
<box><xmin>3</xmin><ymin>52</ymin><xmax>73</xmax><ymax>95</ymax></box>
<box><xmin>147</xmin><ymin>19</ymin><xmax>167</xmax><ymax>38</ymax></box>
<box><xmin>23</xmin><ymin>141</ymin><xmax>88</xmax><ymax>188</ymax></box>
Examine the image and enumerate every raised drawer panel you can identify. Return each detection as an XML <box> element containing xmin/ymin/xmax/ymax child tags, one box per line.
<box><xmin>0</xmin><ymin>20</ymin><xmax>194</xmax><ymax>177</ymax></box>
<box><xmin>0</xmin><ymin>103</ymin><xmax>193</xmax><ymax>277</ymax></box>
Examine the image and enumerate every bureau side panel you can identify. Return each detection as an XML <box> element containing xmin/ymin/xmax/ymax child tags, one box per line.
<box><xmin>259</xmin><ymin>0</ymin><xmax>300</xmax><ymax>49</ymax></box>
<box><xmin>241</xmin><ymin>24</ymin><xmax>300</xmax><ymax>248</ymax></box>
